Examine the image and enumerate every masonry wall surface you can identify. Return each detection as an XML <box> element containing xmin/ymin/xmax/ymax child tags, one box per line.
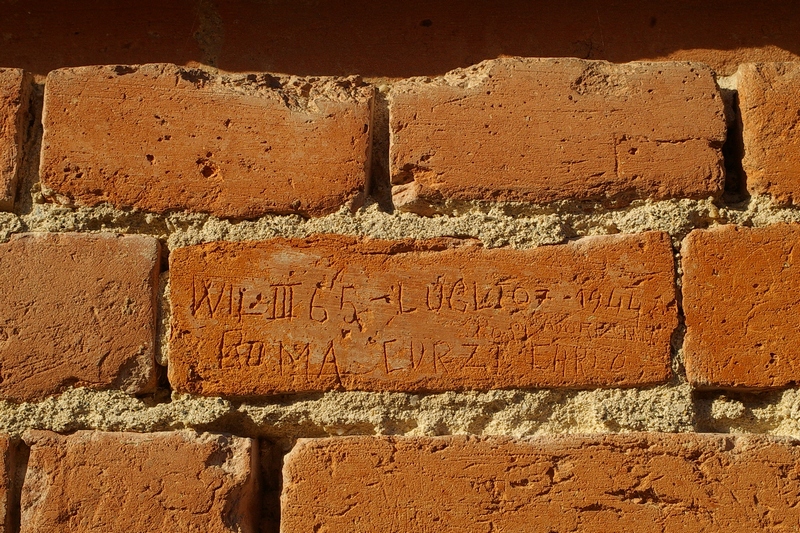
<box><xmin>1</xmin><ymin>2</ymin><xmax>800</xmax><ymax>532</ymax></box>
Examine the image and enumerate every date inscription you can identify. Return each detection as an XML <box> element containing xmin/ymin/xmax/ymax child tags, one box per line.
<box><xmin>169</xmin><ymin>234</ymin><xmax>677</xmax><ymax>395</ymax></box>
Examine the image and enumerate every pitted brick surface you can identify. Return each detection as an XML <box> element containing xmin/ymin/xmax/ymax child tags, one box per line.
<box><xmin>40</xmin><ymin>64</ymin><xmax>373</xmax><ymax>218</ymax></box>
<box><xmin>283</xmin><ymin>433</ymin><xmax>800</xmax><ymax>532</ymax></box>
<box><xmin>21</xmin><ymin>430</ymin><xmax>258</xmax><ymax>533</ymax></box>
<box><xmin>169</xmin><ymin>232</ymin><xmax>677</xmax><ymax>396</ymax></box>
<box><xmin>0</xmin><ymin>233</ymin><xmax>159</xmax><ymax>401</ymax></box>
<box><xmin>683</xmin><ymin>224</ymin><xmax>800</xmax><ymax>388</ymax></box>
<box><xmin>739</xmin><ymin>62</ymin><xmax>800</xmax><ymax>204</ymax></box>
<box><xmin>389</xmin><ymin>58</ymin><xmax>726</xmax><ymax>214</ymax></box>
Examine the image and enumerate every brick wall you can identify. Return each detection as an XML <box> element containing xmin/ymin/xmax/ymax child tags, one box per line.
<box><xmin>0</xmin><ymin>2</ymin><xmax>800</xmax><ymax>531</ymax></box>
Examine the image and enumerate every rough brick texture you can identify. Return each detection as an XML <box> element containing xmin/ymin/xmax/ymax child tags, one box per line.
<box><xmin>40</xmin><ymin>64</ymin><xmax>374</xmax><ymax>218</ymax></box>
<box><xmin>0</xmin><ymin>69</ymin><xmax>30</xmax><ymax>211</ymax></box>
<box><xmin>3</xmin><ymin>6</ymin><xmax>800</xmax><ymax>533</ymax></box>
<box><xmin>683</xmin><ymin>224</ymin><xmax>800</xmax><ymax>389</ymax></box>
<box><xmin>0</xmin><ymin>233</ymin><xmax>159</xmax><ymax>402</ymax></box>
<box><xmin>169</xmin><ymin>232</ymin><xmax>676</xmax><ymax>396</ymax></box>
<box><xmin>390</xmin><ymin>58</ymin><xmax>726</xmax><ymax>214</ymax></box>
<box><xmin>283</xmin><ymin>433</ymin><xmax>800</xmax><ymax>532</ymax></box>
<box><xmin>739</xmin><ymin>63</ymin><xmax>800</xmax><ymax>204</ymax></box>
<box><xmin>21</xmin><ymin>430</ymin><xmax>258</xmax><ymax>533</ymax></box>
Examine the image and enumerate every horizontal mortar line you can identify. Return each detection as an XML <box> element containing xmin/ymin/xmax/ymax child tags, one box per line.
<box><xmin>0</xmin><ymin>381</ymin><xmax>793</xmax><ymax>441</ymax></box>
<box><xmin>7</xmin><ymin>196</ymin><xmax>800</xmax><ymax>248</ymax></box>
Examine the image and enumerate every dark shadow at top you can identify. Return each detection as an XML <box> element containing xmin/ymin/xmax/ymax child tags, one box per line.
<box><xmin>1</xmin><ymin>0</ymin><xmax>799</xmax><ymax>78</ymax></box>
<box><xmin>0</xmin><ymin>0</ymin><xmax>202</xmax><ymax>76</ymax></box>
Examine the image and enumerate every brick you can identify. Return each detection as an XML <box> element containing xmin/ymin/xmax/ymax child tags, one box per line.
<box><xmin>282</xmin><ymin>433</ymin><xmax>800</xmax><ymax>532</ymax></box>
<box><xmin>40</xmin><ymin>64</ymin><xmax>374</xmax><ymax>219</ymax></box>
<box><xmin>0</xmin><ymin>233</ymin><xmax>159</xmax><ymax>401</ymax></box>
<box><xmin>389</xmin><ymin>58</ymin><xmax>726</xmax><ymax>214</ymax></box>
<box><xmin>739</xmin><ymin>63</ymin><xmax>800</xmax><ymax>203</ymax></box>
<box><xmin>21</xmin><ymin>430</ymin><xmax>258</xmax><ymax>533</ymax></box>
<box><xmin>0</xmin><ymin>69</ymin><xmax>31</xmax><ymax>211</ymax></box>
<box><xmin>683</xmin><ymin>224</ymin><xmax>800</xmax><ymax>388</ymax></box>
<box><xmin>0</xmin><ymin>436</ymin><xmax>17</xmax><ymax>533</ymax></box>
<box><xmin>168</xmin><ymin>232</ymin><xmax>676</xmax><ymax>396</ymax></box>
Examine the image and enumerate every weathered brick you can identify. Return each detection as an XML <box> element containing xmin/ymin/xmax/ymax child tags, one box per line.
<box><xmin>0</xmin><ymin>233</ymin><xmax>159</xmax><ymax>401</ymax></box>
<box><xmin>168</xmin><ymin>232</ymin><xmax>676</xmax><ymax>396</ymax></box>
<box><xmin>0</xmin><ymin>436</ymin><xmax>17</xmax><ymax>533</ymax></box>
<box><xmin>739</xmin><ymin>63</ymin><xmax>800</xmax><ymax>203</ymax></box>
<box><xmin>0</xmin><ymin>69</ymin><xmax>31</xmax><ymax>211</ymax></box>
<box><xmin>683</xmin><ymin>224</ymin><xmax>800</xmax><ymax>388</ymax></box>
<box><xmin>40</xmin><ymin>64</ymin><xmax>373</xmax><ymax>218</ymax></box>
<box><xmin>21</xmin><ymin>430</ymin><xmax>258</xmax><ymax>533</ymax></box>
<box><xmin>390</xmin><ymin>58</ymin><xmax>726</xmax><ymax>214</ymax></box>
<box><xmin>283</xmin><ymin>433</ymin><xmax>800</xmax><ymax>532</ymax></box>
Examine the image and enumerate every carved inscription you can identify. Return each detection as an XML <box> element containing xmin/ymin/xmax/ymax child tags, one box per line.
<box><xmin>169</xmin><ymin>233</ymin><xmax>677</xmax><ymax>396</ymax></box>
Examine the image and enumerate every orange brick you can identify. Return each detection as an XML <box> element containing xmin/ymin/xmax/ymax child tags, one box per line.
<box><xmin>40</xmin><ymin>64</ymin><xmax>373</xmax><ymax>218</ymax></box>
<box><xmin>0</xmin><ymin>68</ymin><xmax>31</xmax><ymax>211</ymax></box>
<box><xmin>20</xmin><ymin>430</ymin><xmax>258</xmax><ymax>533</ymax></box>
<box><xmin>0</xmin><ymin>233</ymin><xmax>159</xmax><ymax>401</ymax></box>
<box><xmin>168</xmin><ymin>232</ymin><xmax>676</xmax><ymax>396</ymax></box>
<box><xmin>282</xmin><ymin>433</ymin><xmax>800</xmax><ymax>532</ymax></box>
<box><xmin>389</xmin><ymin>58</ymin><xmax>726</xmax><ymax>214</ymax></box>
<box><xmin>683</xmin><ymin>224</ymin><xmax>800</xmax><ymax>388</ymax></box>
<box><xmin>739</xmin><ymin>63</ymin><xmax>800</xmax><ymax>203</ymax></box>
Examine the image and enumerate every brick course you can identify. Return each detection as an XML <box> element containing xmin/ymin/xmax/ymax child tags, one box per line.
<box><xmin>283</xmin><ymin>433</ymin><xmax>800</xmax><ymax>532</ymax></box>
<box><xmin>40</xmin><ymin>64</ymin><xmax>373</xmax><ymax>218</ymax></box>
<box><xmin>0</xmin><ymin>233</ymin><xmax>159</xmax><ymax>401</ymax></box>
<box><xmin>390</xmin><ymin>58</ymin><xmax>726</xmax><ymax>214</ymax></box>
<box><xmin>168</xmin><ymin>232</ymin><xmax>676</xmax><ymax>396</ymax></box>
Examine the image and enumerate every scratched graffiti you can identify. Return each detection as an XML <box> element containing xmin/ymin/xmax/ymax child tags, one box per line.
<box><xmin>169</xmin><ymin>235</ymin><xmax>677</xmax><ymax>395</ymax></box>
